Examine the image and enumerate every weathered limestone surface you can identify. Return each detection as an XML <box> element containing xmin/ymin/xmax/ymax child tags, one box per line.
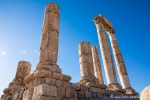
<box><xmin>93</xmin><ymin>14</ymin><xmax>139</xmax><ymax>95</ymax></box>
<box><xmin>78</xmin><ymin>41</ymin><xmax>94</xmax><ymax>77</ymax></box>
<box><xmin>107</xmin><ymin>29</ymin><xmax>138</xmax><ymax>95</ymax></box>
<box><xmin>15</xmin><ymin>61</ymin><xmax>31</xmax><ymax>79</ymax></box>
<box><xmin>1</xmin><ymin>61</ymin><xmax>31</xmax><ymax>100</ymax></box>
<box><xmin>78</xmin><ymin>41</ymin><xmax>100</xmax><ymax>84</ymax></box>
<box><xmin>107</xmin><ymin>30</ymin><xmax>130</xmax><ymax>88</ymax></box>
<box><xmin>92</xmin><ymin>45</ymin><xmax>104</xmax><ymax>84</ymax></box>
<box><xmin>23</xmin><ymin>3</ymin><xmax>72</xmax><ymax>86</ymax></box>
<box><xmin>140</xmin><ymin>85</ymin><xmax>150</xmax><ymax>100</ymax></box>
<box><xmin>93</xmin><ymin>15</ymin><xmax>122</xmax><ymax>91</ymax></box>
<box><xmin>39</xmin><ymin>3</ymin><xmax>60</xmax><ymax>63</ymax></box>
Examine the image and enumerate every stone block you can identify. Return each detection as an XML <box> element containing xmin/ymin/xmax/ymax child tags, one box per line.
<box><xmin>80</xmin><ymin>84</ymin><xmax>87</xmax><ymax>91</ymax></box>
<box><xmin>78</xmin><ymin>91</ymin><xmax>84</xmax><ymax>99</ymax></box>
<box><xmin>88</xmin><ymin>87</ymin><xmax>94</xmax><ymax>93</ymax></box>
<box><xmin>22</xmin><ymin>88</ymin><xmax>33</xmax><ymax>100</ymax></box>
<box><xmin>72</xmin><ymin>83</ymin><xmax>87</xmax><ymax>91</ymax></box>
<box><xmin>32</xmin><ymin>84</ymin><xmax>47</xmax><ymax>99</ymax></box>
<box><xmin>5</xmin><ymin>95</ymin><xmax>11</xmax><ymax>100</ymax></box>
<box><xmin>19</xmin><ymin>88</ymin><xmax>24</xmax><ymax>99</ymax></box>
<box><xmin>45</xmin><ymin>78</ymin><xmax>56</xmax><ymax>85</ymax></box>
<box><xmin>34</xmin><ymin>69</ymin><xmax>52</xmax><ymax>78</ymax></box>
<box><xmin>79</xmin><ymin>54</ymin><xmax>92</xmax><ymax>63</ymax></box>
<box><xmin>72</xmin><ymin>83</ymin><xmax>81</xmax><ymax>90</ymax></box>
<box><xmin>68</xmin><ymin>98</ymin><xmax>78</xmax><ymax>100</ymax></box>
<box><xmin>86</xmin><ymin>82</ymin><xmax>96</xmax><ymax>87</ymax></box>
<box><xmin>53</xmin><ymin>72</ymin><xmax>62</xmax><ymax>80</ymax></box>
<box><xmin>78</xmin><ymin>41</ymin><xmax>91</xmax><ymax>55</ymax></box>
<box><xmin>74</xmin><ymin>91</ymin><xmax>77</xmax><ymax>98</ymax></box>
<box><xmin>38</xmin><ymin>96</ymin><xmax>50</xmax><ymax>100</ymax></box>
<box><xmin>66</xmin><ymin>88</ymin><xmax>74</xmax><ymax>98</ymax></box>
<box><xmin>10</xmin><ymin>84</ymin><xmax>24</xmax><ymax>90</ymax></box>
<box><xmin>15</xmin><ymin>61</ymin><xmax>31</xmax><ymax>79</ymax></box>
<box><xmin>13</xmin><ymin>91</ymin><xmax>19</xmax><ymax>100</ymax></box>
<box><xmin>42</xmin><ymin>14</ymin><xmax>59</xmax><ymax>33</ymax></box>
<box><xmin>101</xmin><ymin>89</ymin><xmax>106</xmax><ymax>94</ymax></box>
<box><xmin>29</xmin><ymin>81</ymin><xmax>34</xmax><ymax>89</ymax></box>
<box><xmin>56</xmin><ymin>80</ymin><xmax>62</xmax><ymax>87</ymax></box>
<box><xmin>84</xmin><ymin>91</ymin><xmax>92</xmax><ymax>99</ymax></box>
<box><xmin>34</xmin><ymin>77</ymin><xmax>56</xmax><ymax>86</ymax></box>
<box><xmin>93</xmin><ymin>87</ymin><xmax>98</xmax><ymax>93</ymax></box>
<box><xmin>49</xmin><ymin>96</ymin><xmax>60</xmax><ymax>100</ymax></box>
<box><xmin>62</xmin><ymin>81</ymin><xmax>72</xmax><ymax>88</ymax></box>
<box><xmin>25</xmin><ymin>83</ymin><xmax>30</xmax><ymax>89</ymax></box>
<box><xmin>37</xmin><ymin>78</ymin><xmax>47</xmax><ymax>85</ymax></box>
<box><xmin>53</xmin><ymin>72</ymin><xmax>71</xmax><ymax>82</ymax></box>
<box><xmin>58</xmin><ymin>87</ymin><xmax>66</xmax><ymax>99</ymax></box>
<box><xmin>24</xmin><ymin>73</ymin><xmax>35</xmax><ymax>84</ymax></box>
<box><xmin>36</xmin><ymin>62</ymin><xmax>62</xmax><ymax>73</ymax></box>
<box><xmin>33</xmin><ymin>79</ymin><xmax>38</xmax><ymax>87</ymax></box>
<box><xmin>3</xmin><ymin>88</ymin><xmax>11</xmax><ymax>94</ymax></box>
<box><xmin>50</xmin><ymin>85</ymin><xmax>57</xmax><ymax>97</ymax></box>
<box><xmin>49</xmin><ymin>65</ymin><xmax>61</xmax><ymax>73</ymax></box>
<box><xmin>61</xmin><ymin>74</ymin><xmax>72</xmax><ymax>82</ymax></box>
<box><xmin>12</xmin><ymin>78</ymin><xmax>23</xmax><ymax>85</ymax></box>
<box><xmin>105</xmin><ymin>89</ymin><xmax>114</xmax><ymax>95</ymax></box>
<box><xmin>97</xmin><ymin>92</ymin><xmax>103</xmax><ymax>98</ymax></box>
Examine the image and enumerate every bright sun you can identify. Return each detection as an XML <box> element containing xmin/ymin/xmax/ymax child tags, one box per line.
<box><xmin>0</xmin><ymin>52</ymin><xmax>6</xmax><ymax>55</ymax></box>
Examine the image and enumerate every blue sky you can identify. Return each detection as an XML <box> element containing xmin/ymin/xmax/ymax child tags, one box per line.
<box><xmin>0</xmin><ymin>0</ymin><xmax>150</xmax><ymax>95</ymax></box>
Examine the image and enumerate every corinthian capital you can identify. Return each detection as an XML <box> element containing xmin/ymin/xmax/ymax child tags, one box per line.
<box><xmin>93</xmin><ymin>15</ymin><xmax>103</xmax><ymax>24</ymax></box>
<box><xmin>93</xmin><ymin>14</ymin><xmax>113</xmax><ymax>30</ymax></box>
<box><xmin>106</xmin><ymin>28</ymin><xmax>115</xmax><ymax>35</ymax></box>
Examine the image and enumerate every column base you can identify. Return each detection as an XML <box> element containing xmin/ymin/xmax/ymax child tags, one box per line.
<box><xmin>78</xmin><ymin>76</ymin><xmax>107</xmax><ymax>89</ymax></box>
<box><xmin>24</xmin><ymin>69</ymin><xmax>71</xmax><ymax>84</ymax></box>
<box><xmin>124</xmin><ymin>87</ymin><xmax>139</xmax><ymax>95</ymax></box>
<box><xmin>79</xmin><ymin>75</ymin><xmax>99</xmax><ymax>84</ymax></box>
<box><xmin>36</xmin><ymin>62</ymin><xmax>62</xmax><ymax>73</ymax></box>
<box><xmin>107</xmin><ymin>83</ymin><xmax>125</xmax><ymax>93</ymax></box>
<box><xmin>24</xmin><ymin>62</ymin><xmax>72</xmax><ymax>85</ymax></box>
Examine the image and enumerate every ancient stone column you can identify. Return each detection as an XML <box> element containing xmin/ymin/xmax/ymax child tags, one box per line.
<box><xmin>39</xmin><ymin>3</ymin><xmax>59</xmax><ymax>63</ymax></box>
<box><xmin>78</xmin><ymin>41</ymin><xmax>99</xmax><ymax>84</ymax></box>
<box><xmin>93</xmin><ymin>16</ymin><xmax>119</xmax><ymax>86</ymax></box>
<box><xmin>78</xmin><ymin>41</ymin><xmax>95</xmax><ymax>77</ymax></box>
<box><xmin>92</xmin><ymin>45</ymin><xmax>104</xmax><ymax>84</ymax></box>
<box><xmin>15</xmin><ymin>61</ymin><xmax>31</xmax><ymax>79</ymax></box>
<box><xmin>1</xmin><ymin>61</ymin><xmax>31</xmax><ymax>100</ymax></box>
<box><xmin>24</xmin><ymin>3</ymin><xmax>71</xmax><ymax>85</ymax></box>
<box><xmin>107</xmin><ymin>29</ymin><xmax>131</xmax><ymax>89</ymax></box>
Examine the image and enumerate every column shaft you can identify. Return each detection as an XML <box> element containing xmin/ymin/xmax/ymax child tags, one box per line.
<box><xmin>93</xmin><ymin>20</ymin><xmax>118</xmax><ymax>84</ymax></box>
<box><xmin>92</xmin><ymin>45</ymin><xmax>104</xmax><ymax>84</ymax></box>
<box><xmin>78</xmin><ymin>41</ymin><xmax>95</xmax><ymax>77</ymax></box>
<box><xmin>39</xmin><ymin>3</ymin><xmax>60</xmax><ymax>63</ymax></box>
<box><xmin>15</xmin><ymin>61</ymin><xmax>31</xmax><ymax>79</ymax></box>
<box><xmin>108</xmin><ymin>32</ymin><xmax>131</xmax><ymax>89</ymax></box>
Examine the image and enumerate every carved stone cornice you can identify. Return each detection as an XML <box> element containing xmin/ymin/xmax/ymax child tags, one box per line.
<box><xmin>93</xmin><ymin>14</ymin><xmax>113</xmax><ymax>30</ymax></box>
<box><xmin>106</xmin><ymin>28</ymin><xmax>115</xmax><ymax>35</ymax></box>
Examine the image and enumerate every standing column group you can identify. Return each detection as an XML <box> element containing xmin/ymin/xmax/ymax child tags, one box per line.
<box><xmin>93</xmin><ymin>17</ymin><xmax>118</xmax><ymax>86</ymax></box>
<box><xmin>78</xmin><ymin>41</ymin><xmax>100</xmax><ymax>84</ymax></box>
<box><xmin>92</xmin><ymin>14</ymin><xmax>135</xmax><ymax>93</ymax></box>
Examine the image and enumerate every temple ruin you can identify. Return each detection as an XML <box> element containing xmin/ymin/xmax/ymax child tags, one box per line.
<box><xmin>0</xmin><ymin>3</ymin><xmax>139</xmax><ymax>100</ymax></box>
